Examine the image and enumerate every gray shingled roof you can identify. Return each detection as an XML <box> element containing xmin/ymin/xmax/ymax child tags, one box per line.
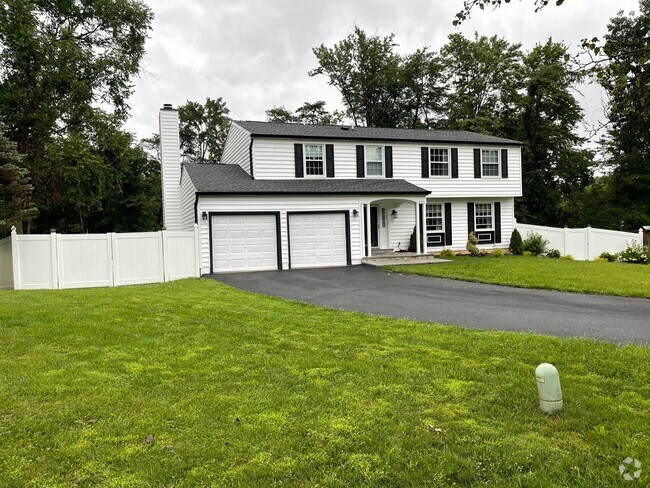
<box><xmin>234</xmin><ymin>120</ymin><xmax>523</xmax><ymax>146</ymax></box>
<box><xmin>183</xmin><ymin>163</ymin><xmax>429</xmax><ymax>195</ymax></box>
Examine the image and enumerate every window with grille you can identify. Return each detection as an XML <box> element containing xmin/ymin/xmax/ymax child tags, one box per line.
<box><xmin>475</xmin><ymin>203</ymin><xmax>493</xmax><ymax>230</ymax></box>
<box><xmin>426</xmin><ymin>203</ymin><xmax>444</xmax><ymax>231</ymax></box>
<box><xmin>304</xmin><ymin>144</ymin><xmax>324</xmax><ymax>176</ymax></box>
<box><xmin>366</xmin><ymin>145</ymin><xmax>383</xmax><ymax>176</ymax></box>
<box><xmin>430</xmin><ymin>148</ymin><xmax>449</xmax><ymax>176</ymax></box>
<box><xmin>481</xmin><ymin>149</ymin><xmax>500</xmax><ymax>177</ymax></box>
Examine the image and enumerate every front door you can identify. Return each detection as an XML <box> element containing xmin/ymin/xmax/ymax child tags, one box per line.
<box><xmin>370</xmin><ymin>206</ymin><xmax>379</xmax><ymax>247</ymax></box>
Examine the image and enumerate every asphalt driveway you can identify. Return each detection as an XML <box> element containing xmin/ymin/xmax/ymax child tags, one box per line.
<box><xmin>209</xmin><ymin>265</ymin><xmax>650</xmax><ymax>345</ymax></box>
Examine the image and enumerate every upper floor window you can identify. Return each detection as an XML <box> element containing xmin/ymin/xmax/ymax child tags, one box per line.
<box><xmin>481</xmin><ymin>149</ymin><xmax>500</xmax><ymax>177</ymax></box>
<box><xmin>304</xmin><ymin>144</ymin><xmax>324</xmax><ymax>176</ymax></box>
<box><xmin>430</xmin><ymin>148</ymin><xmax>449</xmax><ymax>176</ymax></box>
<box><xmin>366</xmin><ymin>145</ymin><xmax>384</xmax><ymax>176</ymax></box>
<box><xmin>475</xmin><ymin>203</ymin><xmax>493</xmax><ymax>230</ymax></box>
<box><xmin>426</xmin><ymin>203</ymin><xmax>444</xmax><ymax>231</ymax></box>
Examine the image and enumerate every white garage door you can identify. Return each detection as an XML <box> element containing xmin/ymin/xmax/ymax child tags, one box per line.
<box><xmin>212</xmin><ymin>214</ymin><xmax>278</xmax><ymax>272</ymax></box>
<box><xmin>289</xmin><ymin>213</ymin><xmax>347</xmax><ymax>269</ymax></box>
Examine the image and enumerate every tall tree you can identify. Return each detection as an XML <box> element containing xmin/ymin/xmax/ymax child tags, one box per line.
<box><xmin>454</xmin><ymin>0</ymin><xmax>566</xmax><ymax>25</ymax></box>
<box><xmin>439</xmin><ymin>33</ymin><xmax>523</xmax><ymax>136</ymax></box>
<box><xmin>516</xmin><ymin>40</ymin><xmax>593</xmax><ymax>226</ymax></box>
<box><xmin>0</xmin><ymin>0</ymin><xmax>153</xmax><ymax>232</ymax></box>
<box><xmin>310</xmin><ymin>26</ymin><xmax>403</xmax><ymax>127</ymax></box>
<box><xmin>178</xmin><ymin>97</ymin><xmax>230</xmax><ymax>163</ymax></box>
<box><xmin>0</xmin><ymin>126</ymin><xmax>37</xmax><ymax>235</ymax></box>
<box><xmin>597</xmin><ymin>0</ymin><xmax>650</xmax><ymax>230</ymax></box>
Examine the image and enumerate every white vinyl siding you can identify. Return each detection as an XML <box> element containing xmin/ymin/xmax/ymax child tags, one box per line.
<box><xmin>159</xmin><ymin>109</ymin><xmax>183</xmax><ymax>231</ymax></box>
<box><xmin>251</xmin><ymin>138</ymin><xmax>522</xmax><ymax>198</ymax></box>
<box><xmin>221</xmin><ymin>122</ymin><xmax>251</xmax><ymax>173</ymax></box>
<box><xmin>179</xmin><ymin>170</ymin><xmax>197</xmax><ymax>231</ymax></box>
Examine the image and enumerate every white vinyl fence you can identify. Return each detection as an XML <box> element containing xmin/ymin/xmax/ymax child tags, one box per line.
<box><xmin>514</xmin><ymin>220</ymin><xmax>645</xmax><ymax>261</ymax></box>
<box><xmin>0</xmin><ymin>226</ymin><xmax>200</xmax><ymax>290</ymax></box>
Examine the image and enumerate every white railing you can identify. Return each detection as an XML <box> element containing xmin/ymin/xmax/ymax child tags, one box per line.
<box><xmin>0</xmin><ymin>226</ymin><xmax>200</xmax><ymax>290</ymax></box>
<box><xmin>514</xmin><ymin>220</ymin><xmax>644</xmax><ymax>261</ymax></box>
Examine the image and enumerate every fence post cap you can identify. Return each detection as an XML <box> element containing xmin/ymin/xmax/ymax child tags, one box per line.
<box><xmin>50</xmin><ymin>228</ymin><xmax>56</xmax><ymax>233</ymax></box>
<box><xmin>10</xmin><ymin>225</ymin><xmax>16</xmax><ymax>234</ymax></box>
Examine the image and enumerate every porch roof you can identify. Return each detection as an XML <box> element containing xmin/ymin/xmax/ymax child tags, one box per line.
<box><xmin>183</xmin><ymin>164</ymin><xmax>429</xmax><ymax>195</ymax></box>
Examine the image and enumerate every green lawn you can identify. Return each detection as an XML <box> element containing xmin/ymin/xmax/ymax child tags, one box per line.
<box><xmin>1</xmin><ymin>279</ymin><xmax>649</xmax><ymax>486</ymax></box>
<box><xmin>385</xmin><ymin>255</ymin><xmax>650</xmax><ymax>298</ymax></box>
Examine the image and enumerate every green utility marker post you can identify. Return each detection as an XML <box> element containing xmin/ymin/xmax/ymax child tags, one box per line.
<box><xmin>535</xmin><ymin>363</ymin><xmax>563</xmax><ymax>414</ymax></box>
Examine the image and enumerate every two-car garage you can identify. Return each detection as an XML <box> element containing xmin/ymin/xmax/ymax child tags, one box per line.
<box><xmin>210</xmin><ymin>212</ymin><xmax>350</xmax><ymax>273</ymax></box>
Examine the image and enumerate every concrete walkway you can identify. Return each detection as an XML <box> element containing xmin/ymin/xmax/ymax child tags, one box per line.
<box><xmin>209</xmin><ymin>266</ymin><xmax>650</xmax><ymax>345</ymax></box>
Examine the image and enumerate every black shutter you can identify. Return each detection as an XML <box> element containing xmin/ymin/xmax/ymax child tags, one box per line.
<box><xmin>467</xmin><ymin>202</ymin><xmax>475</xmax><ymax>235</ymax></box>
<box><xmin>326</xmin><ymin>144</ymin><xmax>335</xmax><ymax>178</ymax></box>
<box><xmin>356</xmin><ymin>145</ymin><xmax>365</xmax><ymax>178</ymax></box>
<box><xmin>501</xmin><ymin>149</ymin><xmax>508</xmax><ymax>178</ymax></box>
<box><xmin>294</xmin><ymin>144</ymin><xmax>304</xmax><ymax>178</ymax></box>
<box><xmin>421</xmin><ymin>147</ymin><xmax>429</xmax><ymax>178</ymax></box>
<box><xmin>385</xmin><ymin>146</ymin><xmax>393</xmax><ymax>178</ymax></box>
<box><xmin>444</xmin><ymin>202</ymin><xmax>452</xmax><ymax>245</ymax></box>
<box><xmin>473</xmin><ymin>149</ymin><xmax>481</xmax><ymax>178</ymax></box>
<box><xmin>451</xmin><ymin>148</ymin><xmax>459</xmax><ymax>179</ymax></box>
<box><xmin>494</xmin><ymin>202</ymin><xmax>502</xmax><ymax>243</ymax></box>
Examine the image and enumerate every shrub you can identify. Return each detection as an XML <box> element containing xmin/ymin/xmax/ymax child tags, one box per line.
<box><xmin>408</xmin><ymin>226</ymin><xmax>424</xmax><ymax>253</ymax></box>
<box><xmin>546</xmin><ymin>249</ymin><xmax>561</xmax><ymax>259</ymax></box>
<box><xmin>560</xmin><ymin>255</ymin><xmax>574</xmax><ymax>260</ymax></box>
<box><xmin>509</xmin><ymin>229</ymin><xmax>523</xmax><ymax>255</ymax></box>
<box><xmin>522</xmin><ymin>251</ymin><xmax>533</xmax><ymax>257</ymax></box>
<box><xmin>466</xmin><ymin>232</ymin><xmax>481</xmax><ymax>256</ymax></box>
<box><xmin>599</xmin><ymin>252</ymin><xmax>619</xmax><ymax>262</ymax></box>
<box><xmin>491</xmin><ymin>248</ymin><xmax>504</xmax><ymax>257</ymax></box>
<box><xmin>595</xmin><ymin>257</ymin><xmax>608</xmax><ymax>262</ymax></box>
<box><xmin>619</xmin><ymin>242</ymin><xmax>649</xmax><ymax>264</ymax></box>
<box><xmin>438</xmin><ymin>249</ymin><xmax>455</xmax><ymax>258</ymax></box>
<box><xmin>523</xmin><ymin>231</ymin><xmax>549</xmax><ymax>256</ymax></box>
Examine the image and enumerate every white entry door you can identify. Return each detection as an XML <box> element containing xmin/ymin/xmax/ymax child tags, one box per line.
<box><xmin>211</xmin><ymin>214</ymin><xmax>278</xmax><ymax>272</ymax></box>
<box><xmin>289</xmin><ymin>213</ymin><xmax>347</xmax><ymax>269</ymax></box>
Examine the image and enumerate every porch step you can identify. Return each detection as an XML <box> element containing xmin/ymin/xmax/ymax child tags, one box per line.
<box><xmin>362</xmin><ymin>253</ymin><xmax>451</xmax><ymax>267</ymax></box>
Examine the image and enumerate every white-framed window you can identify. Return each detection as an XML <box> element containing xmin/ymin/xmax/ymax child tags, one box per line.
<box><xmin>366</xmin><ymin>145</ymin><xmax>384</xmax><ymax>176</ymax></box>
<box><xmin>481</xmin><ymin>149</ymin><xmax>500</xmax><ymax>177</ymax></box>
<box><xmin>304</xmin><ymin>144</ymin><xmax>324</xmax><ymax>176</ymax></box>
<box><xmin>426</xmin><ymin>203</ymin><xmax>444</xmax><ymax>231</ymax></box>
<box><xmin>430</xmin><ymin>148</ymin><xmax>450</xmax><ymax>177</ymax></box>
<box><xmin>475</xmin><ymin>203</ymin><xmax>493</xmax><ymax>230</ymax></box>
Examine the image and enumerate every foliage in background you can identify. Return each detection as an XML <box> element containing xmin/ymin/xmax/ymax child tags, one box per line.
<box><xmin>522</xmin><ymin>231</ymin><xmax>549</xmax><ymax>255</ymax></box>
<box><xmin>509</xmin><ymin>228</ymin><xmax>524</xmax><ymax>255</ymax></box>
<box><xmin>178</xmin><ymin>98</ymin><xmax>230</xmax><ymax>163</ymax></box>
<box><xmin>266</xmin><ymin>101</ymin><xmax>344</xmax><ymax>125</ymax></box>
<box><xmin>0</xmin><ymin>126</ymin><xmax>37</xmax><ymax>235</ymax></box>
<box><xmin>0</xmin><ymin>0</ymin><xmax>155</xmax><ymax>233</ymax></box>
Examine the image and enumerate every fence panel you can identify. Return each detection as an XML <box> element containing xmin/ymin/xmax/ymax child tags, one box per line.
<box><xmin>517</xmin><ymin>224</ymin><xmax>565</xmax><ymax>253</ymax></box>
<box><xmin>164</xmin><ymin>230</ymin><xmax>200</xmax><ymax>281</ymax></box>
<box><xmin>589</xmin><ymin>228</ymin><xmax>639</xmax><ymax>260</ymax></box>
<box><xmin>112</xmin><ymin>232</ymin><xmax>165</xmax><ymax>286</ymax></box>
<box><xmin>57</xmin><ymin>234</ymin><xmax>112</xmax><ymax>289</ymax></box>
<box><xmin>16</xmin><ymin>235</ymin><xmax>57</xmax><ymax>289</ymax></box>
<box><xmin>0</xmin><ymin>236</ymin><xmax>13</xmax><ymax>290</ymax></box>
<box><xmin>565</xmin><ymin>229</ymin><xmax>587</xmax><ymax>260</ymax></box>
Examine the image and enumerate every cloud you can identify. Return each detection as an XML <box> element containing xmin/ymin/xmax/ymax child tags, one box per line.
<box><xmin>125</xmin><ymin>0</ymin><xmax>639</xmax><ymax>140</ymax></box>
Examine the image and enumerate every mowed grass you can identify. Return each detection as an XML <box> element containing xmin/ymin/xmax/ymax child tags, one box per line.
<box><xmin>1</xmin><ymin>279</ymin><xmax>649</xmax><ymax>487</ymax></box>
<box><xmin>385</xmin><ymin>255</ymin><xmax>650</xmax><ymax>298</ymax></box>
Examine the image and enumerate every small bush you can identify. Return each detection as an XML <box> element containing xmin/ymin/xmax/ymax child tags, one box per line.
<box><xmin>595</xmin><ymin>257</ymin><xmax>608</xmax><ymax>262</ymax></box>
<box><xmin>438</xmin><ymin>249</ymin><xmax>456</xmax><ymax>258</ymax></box>
<box><xmin>522</xmin><ymin>251</ymin><xmax>533</xmax><ymax>257</ymax></box>
<box><xmin>408</xmin><ymin>226</ymin><xmax>424</xmax><ymax>253</ymax></box>
<box><xmin>491</xmin><ymin>248</ymin><xmax>504</xmax><ymax>257</ymax></box>
<box><xmin>523</xmin><ymin>231</ymin><xmax>549</xmax><ymax>256</ymax></box>
<box><xmin>546</xmin><ymin>249</ymin><xmax>561</xmax><ymax>259</ymax></box>
<box><xmin>466</xmin><ymin>232</ymin><xmax>482</xmax><ymax>256</ymax></box>
<box><xmin>619</xmin><ymin>242</ymin><xmax>649</xmax><ymax>264</ymax></box>
<box><xmin>599</xmin><ymin>252</ymin><xmax>618</xmax><ymax>262</ymax></box>
<box><xmin>560</xmin><ymin>255</ymin><xmax>574</xmax><ymax>260</ymax></box>
<box><xmin>509</xmin><ymin>229</ymin><xmax>523</xmax><ymax>255</ymax></box>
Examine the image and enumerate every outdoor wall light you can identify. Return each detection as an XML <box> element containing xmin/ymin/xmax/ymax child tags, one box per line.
<box><xmin>391</xmin><ymin>209</ymin><xmax>398</xmax><ymax>218</ymax></box>
<box><xmin>352</xmin><ymin>209</ymin><xmax>359</xmax><ymax>217</ymax></box>
<box><xmin>201</xmin><ymin>211</ymin><xmax>208</xmax><ymax>221</ymax></box>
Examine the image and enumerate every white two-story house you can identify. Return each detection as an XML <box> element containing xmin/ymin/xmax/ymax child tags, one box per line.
<box><xmin>159</xmin><ymin>104</ymin><xmax>523</xmax><ymax>274</ymax></box>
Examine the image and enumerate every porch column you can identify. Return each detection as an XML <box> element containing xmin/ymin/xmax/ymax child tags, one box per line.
<box><xmin>421</xmin><ymin>202</ymin><xmax>427</xmax><ymax>254</ymax></box>
<box><xmin>365</xmin><ymin>203</ymin><xmax>372</xmax><ymax>257</ymax></box>
<box><xmin>415</xmin><ymin>202</ymin><xmax>421</xmax><ymax>255</ymax></box>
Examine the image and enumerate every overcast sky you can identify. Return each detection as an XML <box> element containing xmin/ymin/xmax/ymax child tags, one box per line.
<box><xmin>125</xmin><ymin>0</ymin><xmax>640</xmax><ymax>140</ymax></box>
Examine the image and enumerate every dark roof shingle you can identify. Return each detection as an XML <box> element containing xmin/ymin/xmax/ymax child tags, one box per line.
<box><xmin>183</xmin><ymin>164</ymin><xmax>429</xmax><ymax>195</ymax></box>
<box><xmin>234</xmin><ymin>120</ymin><xmax>522</xmax><ymax>145</ymax></box>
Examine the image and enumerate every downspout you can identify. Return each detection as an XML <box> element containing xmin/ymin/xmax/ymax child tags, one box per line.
<box><xmin>248</xmin><ymin>137</ymin><xmax>255</xmax><ymax>179</ymax></box>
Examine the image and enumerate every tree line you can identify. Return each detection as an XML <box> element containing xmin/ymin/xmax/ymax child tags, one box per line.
<box><xmin>1</xmin><ymin>0</ymin><xmax>647</xmax><ymax>236</ymax></box>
